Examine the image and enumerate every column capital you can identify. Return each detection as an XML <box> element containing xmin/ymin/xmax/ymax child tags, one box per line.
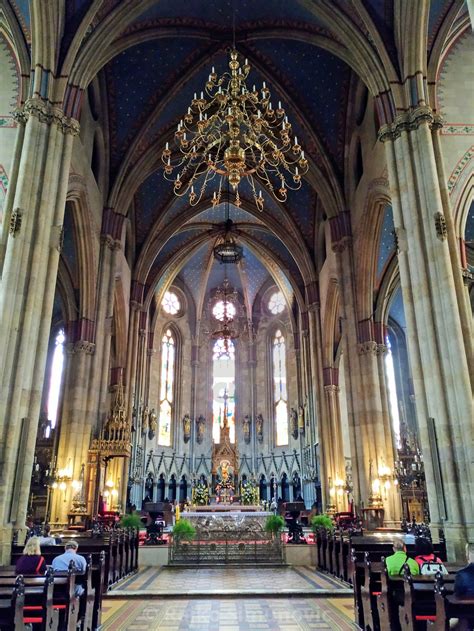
<box><xmin>66</xmin><ymin>340</ymin><xmax>95</xmax><ymax>355</ymax></box>
<box><xmin>378</xmin><ymin>105</ymin><xmax>443</xmax><ymax>143</ymax></box>
<box><xmin>357</xmin><ymin>341</ymin><xmax>378</xmax><ymax>356</ymax></box>
<box><xmin>14</xmin><ymin>98</ymin><xmax>80</xmax><ymax>136</ymax></box>
<box><xmin>329</xmin><ymin>211</ymin><xmax>352</xmax><ymax>253</ymax></box>
<box><xmin>324</xmin><ymin>384</ymin><xmax>340</xmax><ymax>395</ymax></box>
<box><xmin>101</xmin><ymin>208</ymin><xmax>125</xmax><ymax>247</ymax></box>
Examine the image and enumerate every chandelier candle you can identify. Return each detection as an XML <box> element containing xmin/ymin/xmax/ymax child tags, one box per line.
<box><xmin>161</xmin><ymin>49</ymin><xmax>308</xmax><ymax>210</ymax></box>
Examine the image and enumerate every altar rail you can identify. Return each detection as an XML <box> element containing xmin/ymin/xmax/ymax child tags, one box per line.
<box><xmin>169</xmin><ymin>533</ymin><xmax>283</xmax><ymax>566</ymax></box>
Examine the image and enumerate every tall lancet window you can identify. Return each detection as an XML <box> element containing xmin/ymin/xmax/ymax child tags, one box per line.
<box><xmin>212</xmin><ymin>338</ymin><xmax>236</xmax><ymax>443</ymax></box>
<box><xmin>47</xmin><ymin>329</ymin><xmax>65</xmax><ymax>432</ymax></box>
<box><xmin>158</xmin><ymin>329</ymin><xmax>175</xmax><ymax>446</ymax></box>
<box><xmin>273</xmin><ymin>329</ymin><xmax>288</xmax><ymax>446</ymax></box>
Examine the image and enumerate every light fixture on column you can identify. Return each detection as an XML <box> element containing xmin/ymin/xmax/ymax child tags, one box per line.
<box><xmin>161</xmin><ymin>49</ymin><xmax>308</xmax><ymax>211</ymax></box>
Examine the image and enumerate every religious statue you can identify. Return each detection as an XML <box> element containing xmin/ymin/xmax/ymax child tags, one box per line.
<box><xmin>183</xmin><ymin>414</ymin><xmax>191</xmax><ymax>443</ymax></box>
<box><xmin>145</xmin><ymin>472</ymin><xmax>154</xmax><ymax>497</ymax></box>
<box><xmin>290</xmin><ymin>407</ymin><xmax>298</xmax><ymax>439</ymax></box>
<box><xmin>148</xmin><ymin>408</ymin><xmax>157</xmax><ymax>440</ymax></box>
<box><xmin>196</xmin><ymin>415</ymin><xmax>205</xmax><ymax>444</ymax></box>
<box><xmin>256</xmin><ymin>413</ymin><xmax>263</xmax><ymax>442</ymax></box>
<box><xmin>141</xmin><ymin>406</ymin><xmax>149</xmax><ymax>435</ymax></box>
<box><xmin>298</xmin><ymin>404</ymin><xmax>305</xmax><ymax>435</ymax></box>
<box><xmin>243</xmin><ymin>415</ymin><xmax>251</xmax><ymax>444</ymax></box>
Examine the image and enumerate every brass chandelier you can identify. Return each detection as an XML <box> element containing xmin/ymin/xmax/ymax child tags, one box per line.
<box><xmin>210</xmin><ymin>277</ymin><xmax>240</xmax><ymax>358</ymax></box>
<box><xmin>161</xmin><ymin>49</ymin><xmax>308</xmax><ymax>211</ymax></box>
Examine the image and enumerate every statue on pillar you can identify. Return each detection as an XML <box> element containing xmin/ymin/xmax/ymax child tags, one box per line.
<box><xmin>243</xmin><ymin>415</ymin><xmax>251</xmax><ymax>444</ymax></box>
<box><xmin>298</xmin><ymin>404</ymin><xmax>305</xmax><ymax>435</ymax></box>
<box><xmin>183</xmin><ymin>414</ymin><xmax>191</xmax><ymax>443</ymax></box>
<box><xmin>290</xmin><ymin>407</ymin><xmax>298</xmax><ymax>439</ymax></box>
<box><xmin>256</xmin><ymin>414</ymin><xmax>264</xmax><ymax>442</ymax></box>
<box><xmin>141</xmin><ymin>406</ymin><xmax>149</xmax><ymax>436</ymax></box>
<box><xmin>148</xmin><ymin>409</ymin><xmax>157</xmax><ymax>440</ymax></box>
<box><xmin>196</xmin><ymin>415</ymin><xmax>205</xmax><ymax>444</ymax></box>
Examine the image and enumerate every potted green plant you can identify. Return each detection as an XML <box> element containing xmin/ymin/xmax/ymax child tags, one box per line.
<box><xmin>172</xmin><ymin>518</ymin><xmax>196</xmax><ymax>545</ymax></box>
<box><xmin>264</xmin><ymin>514</ymin><xmax>285</xmax><ymax>540</ymax></box>
<box><xmin>311</xmin><ymin>514</ymin><xmax>334</xmax><ymax>533</ymax></box>
<box><xmin>119</xmin><ymin>511</ymin><xmax>143</xmax><ymax>530</ymax></box>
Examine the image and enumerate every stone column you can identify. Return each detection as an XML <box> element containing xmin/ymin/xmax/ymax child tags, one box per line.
<box><xmin>88</xmin><ymin>211</ymin><xmax>123</xmax><ymax>434</ymax></box>
<box><xmin>380</xmin><ymin>106</ymin><xmax>473</xmax><ymax>559</ymax></box>
<box><xmin>331</xmin><ymin>214</ymin><xmax>399</xmax><ymax>522</ymax></box>
<box><xmin>322</xmin><ymin>369</ymin><xmax>346</xmax><ymax>512</ymax></box>
<box><xmin>52</xmin><ymin>333</ymin><xmax>95</xmax><ymax>523</ymax></box>
<box><xmin>0</xmin><ymin>99</ymin><xmax>78</xmax><ymax>560</ymax></box>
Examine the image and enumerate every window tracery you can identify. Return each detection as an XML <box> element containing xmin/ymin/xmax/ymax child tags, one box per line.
<box><xmin>212</xmin><ymin>338</ymin><xmax>235</xmax><ymax>443</ymax></box>
<box><xmin>162</xmin><ymin>291</ymin><xmax>181</xmax><ymax>315</ymax></box>
<box><xmin>268</xmin><ymin>291</ymin><xmax>285</xmax><ymax>314</ymax></box>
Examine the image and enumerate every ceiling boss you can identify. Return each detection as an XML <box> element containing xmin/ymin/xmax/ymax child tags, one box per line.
<box><xmin>161</xmin><ymin>49</ymin><xmax>308</xmax><ymax>211</ymax></box>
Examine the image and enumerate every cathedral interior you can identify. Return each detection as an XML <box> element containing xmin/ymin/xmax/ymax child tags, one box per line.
<box><xmin>0</xmin><ymin>2</ymin><xmax>473</xmax><ymax>625</ymax></box>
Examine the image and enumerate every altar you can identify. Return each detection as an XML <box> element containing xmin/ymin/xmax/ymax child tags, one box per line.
<box><xmin>190</xmin><ymin>504</ymin><xmax>262</xmax><ymax>513</ymax></box>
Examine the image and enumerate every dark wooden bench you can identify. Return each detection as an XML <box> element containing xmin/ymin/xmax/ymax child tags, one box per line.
<box><xmin>433</xmin><ymin>573</ymin><xmax>474</xmax><ymax>631</ymax></box>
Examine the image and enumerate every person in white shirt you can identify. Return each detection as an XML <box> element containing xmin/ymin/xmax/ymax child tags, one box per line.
<box><xmin>52</xmin><ymin>540</ymin><xmax>87</xmax><ymax>573</ymax></box>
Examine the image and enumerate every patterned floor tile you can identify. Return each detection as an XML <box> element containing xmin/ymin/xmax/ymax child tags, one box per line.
<box><xmin>102</xmin><ymin>597</ymin><xmax>357</xmax><ymax>630</ymax></box>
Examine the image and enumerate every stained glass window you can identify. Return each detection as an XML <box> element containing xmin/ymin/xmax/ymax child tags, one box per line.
<box><xmin>158</xmin><ymin>329</ymin><xmax>175</xmax><ymax>446</ymax></box>
<box><xmin>212</xmin><ymin>338</ymin><xmax>235</xmax><ymax>443</ymax></box>
<box><xmin>385</xmin><ymin>335</ymin><xmax>401</xmax><ymax>448</ymax></box>
<box><xmin>273</xmin><ymin>329</ymin><xmax>288</xmax><ymax>445</ymax></box>
<box><xmin>162</xmin><ymin>291</ymin><xmax>180</xmax><ymax>315</ymax></box>
<box><xmin>268</xmin><ymin>291</ymin><xmax>285</xmax><ymax>314</ymax></box>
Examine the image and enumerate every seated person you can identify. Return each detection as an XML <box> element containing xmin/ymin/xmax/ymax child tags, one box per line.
<box><xmin>454</xmin><ymin>543</ymin><xmax>474</xmax><ymax>597</ymax></box>
<box><xmin>38</xmin><ymin>524</ymin><xmax>58</xmax><ymax>546</ymax></box>
<box><xmin>52</xmin><ymin>540</ymin><xmax>87</xmax><ymax>573</ymax></box>
<box><xmin>52</xmin><ymin>540</ymin><xmax>87</xmax><ymax>597</ymax></box>
<box><xmin>15</xmin><ymin>536</ymin><xmax>46</xmax><ymax>575</ymax></box>
<box><xmin>414</xmin><ymin>537</ymin><xmax>448</xmax><ymax>575</ymax></box>
<box><xmin>385</xmin><ymin>539</ymin><xmax>420</xmax><ymax>576</ymax></box>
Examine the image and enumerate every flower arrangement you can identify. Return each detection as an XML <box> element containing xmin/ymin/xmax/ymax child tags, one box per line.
<box><xmin>241</xmin><ymin>481</ymin><xmax>258</xmax><ymax>505</ymax></box>
<box><xmin>194</xmin><ymin>482</ymin><xmax>209</xmax><ymax>506</ymax></box>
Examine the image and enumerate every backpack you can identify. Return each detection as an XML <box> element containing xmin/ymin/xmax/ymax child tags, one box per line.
<box><xmin>418</xmin><ymin>555</ymin><xmax>448</xmax><ymax>575</ymax></box>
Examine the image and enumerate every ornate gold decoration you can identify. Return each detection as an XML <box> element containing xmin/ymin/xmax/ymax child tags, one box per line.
<box><xmin>434</xmin><ymin>212</ymin><xmax>447</xmax><ymax>241</ymax></box>
<box><xmin>90</xmin><ymin>378</ymin><xmax>131</xmax><ymax>458</ymax></box>
<box><xmin>162</xmin><ymin>49</ymin><xmax>308</xmax><ymax>211</ymax></box>
<box><xmin>9</xmin><ymin>208</ymin><xmax>22</xmax><ymax>236</ymax></box>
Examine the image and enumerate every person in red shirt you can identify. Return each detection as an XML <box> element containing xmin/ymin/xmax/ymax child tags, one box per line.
<box><xmin>414</xmin><ymin>537</ymin><xmax>447</xmax><ymax>575</ymax></box>
<box><xmin>15</xmin><ymin>537</ymin><xmax>46</xmax><ymax>575</ymax></box>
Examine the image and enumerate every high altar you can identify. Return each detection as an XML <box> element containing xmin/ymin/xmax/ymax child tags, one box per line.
<box><xmin>211</xmin><ymin>414</ymin><xmax>238</xmax><ymax>504</ymax></box>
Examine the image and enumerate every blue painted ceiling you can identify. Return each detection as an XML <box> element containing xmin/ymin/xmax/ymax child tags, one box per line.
<box><xmin>376</xmin><ymin>204</ymin><xmax>395</xmax><ymax>281</ymax></box>
<box><xmin>389</xmin><ymin>286</ymin><xmax>406</xmax><ymax>330</ymax></box>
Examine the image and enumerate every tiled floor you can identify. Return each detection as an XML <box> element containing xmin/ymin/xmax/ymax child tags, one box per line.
<box><xmin>111</xmin><ymin>566</ymin><xmax>352</xmax><ymax>596</ymax></box>
<box><xmin>102</xmin><ymin>597</ymin><xmax>357</xmax><ymax>630</ymax></box>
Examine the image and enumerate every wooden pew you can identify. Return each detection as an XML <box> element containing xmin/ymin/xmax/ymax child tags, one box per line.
<box><xmin>0</xmin><ymin>569</ymin><xmax>64</xmax><ymax>631</ymax></box>
<box><xmin>398</xmin><ymin>565</ymin><xmax>456</xmax><ymax>631</ymax></box>
<box><xmin>360</xmin><ymin>554</ymin><xmax>382</xmax><ymax>631</ymax></box>
<box><xmin>0</xmin><ymin>575</ymin><xmax>27</xmax><ymax>630</ymax></box>
<box><xmin>433</xmin><ymin>573</ymin><xmax>474</xmax><ymax>631</ymax></box>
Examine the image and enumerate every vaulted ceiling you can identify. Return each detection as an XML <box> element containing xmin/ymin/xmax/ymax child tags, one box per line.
<box><xmin>7</xmin><ymin>0</ymin><xmax>467</xmax><ymax>321</ymax></box>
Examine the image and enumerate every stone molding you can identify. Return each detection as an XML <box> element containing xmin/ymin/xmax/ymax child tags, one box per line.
<box><xmin>378</xmin><ymin>105</ymin><xmax>443</xmax><ymax>143</ymax></box>
<box><xmin>14</xmin><ymin>98</ymin><xmax>80</xmax><ymax>136</ymax></box>
<box><xmin>376</xmin><ymin>343</ymin><xmax>388</xmax><ymax>356</ymax></box>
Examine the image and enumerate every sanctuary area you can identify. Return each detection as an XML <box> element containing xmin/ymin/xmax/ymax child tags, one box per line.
<box><xmin>0</xmin><ymin>1</ymin><xmax>472</xmax><ymax>629</ymax></box>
